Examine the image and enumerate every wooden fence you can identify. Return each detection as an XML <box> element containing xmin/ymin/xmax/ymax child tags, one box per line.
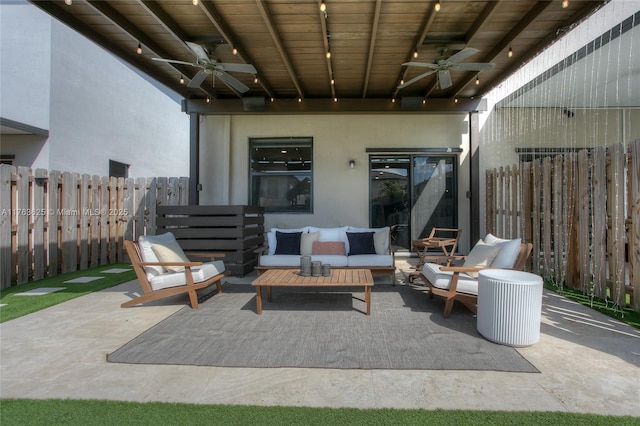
<box><xmin>0</xmin><ymin>164</ymin><xmax>188</xmax><ymax>288</ymax></box>
<box><xmin>486</xmin><ymin>140</ymin><xmax>639</xmax><ymax>312</ymax></box>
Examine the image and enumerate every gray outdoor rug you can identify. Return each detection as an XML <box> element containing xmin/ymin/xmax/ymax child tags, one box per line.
<box><xmin>107</xmin><ymin>283</ymin><xmax>538</xmax><ymax>372</ymax></box>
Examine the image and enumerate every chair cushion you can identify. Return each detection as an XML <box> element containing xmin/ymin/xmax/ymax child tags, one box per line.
<box><xmin>421</xmin><ymin>263</ymin><xmax>479</xmax><ymax>295</ymax></box>
<box><xmin>274</xmin><ymin>231</ymin><xmax>302</xmax><ymax>255</ymax></box>
<box><xmin>149</xmin><ymin>260</ymin><xmax>226</xmax><ymax>291</ymax></box>
<box><xmin>150</xmin><ymin>238</ymin><xmax>191</xmax><ymax>273</ymax></box>
<box><xmin>484</xmin><ymin>234</ymin><xmax>522</xmax><ymax>268</ymax></box>
<box><xmin>138</xmin><ymin>232</ymin><xmax>179</xmax><ymax>278</ymax></box>
<box><xmin>300</xmin><ymin>231</ymin><xmax>320</xmax><ymax>256</ymax></box>
<box><xmin>347</xmin><ymin>254</ymin><xmax>394</xmax><ymax>268</ymax></box>
<box><xmin>462</xmin><ymin>241</ymin><xmax>501</xmax><ymax>277</ymax></box>
<box><xmin>346</xmin><ymin>232</ymin><xmax>376</xmax><ymax>255</ymax></box>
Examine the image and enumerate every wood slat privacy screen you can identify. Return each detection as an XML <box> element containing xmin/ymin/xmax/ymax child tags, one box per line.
<box><xmin>0</xmin><ymin>165</ymin><xmax>188</xmax><ymax>288</ymax></box>
<box><xmin>486</xmin><ymin>141</ymin><xmax>640</xmax><ymax>313</ymax></box>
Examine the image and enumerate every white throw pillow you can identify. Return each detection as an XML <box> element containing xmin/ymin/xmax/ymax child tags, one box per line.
<box><xmin>485</xmin><ymin>233</ymin><xmax>522</xmax><ymax>268</ymax></box>
<box><xmin>463</xmin><ymin>241</ymin><xmax>501</xmax><ymax>278</ymax></box>
<box><xmin>151</xmin><ymin>238</ymin><xmax>190</xmax><ymax>273</ymax></box>
<box><xmin>300</xmin><ymin>231</ymin><xmax>320</xmax><ymax>256</ymax></box>
<box><xmin>138</xmin><ymin>232</ymin><xmax>179</xmax><ymax>277</ymax></box>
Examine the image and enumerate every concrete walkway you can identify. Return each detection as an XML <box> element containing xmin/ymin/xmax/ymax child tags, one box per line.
<box><xmin>1</xmin><ymin>260</ymin><xmax>639</xmax><ymax>416</ymax></box>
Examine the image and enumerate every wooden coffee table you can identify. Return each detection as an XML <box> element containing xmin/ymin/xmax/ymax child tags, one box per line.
<box><xmin>251</xmin><ymin>268</ymin><xmax>374</xmax><ymax>315</ymax></box>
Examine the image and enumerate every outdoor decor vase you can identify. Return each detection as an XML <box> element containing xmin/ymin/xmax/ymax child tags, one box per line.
<box><xmin>300</xmin><ymin>256</ymin><xmax>311</xmax><ymax>276</ymax></box>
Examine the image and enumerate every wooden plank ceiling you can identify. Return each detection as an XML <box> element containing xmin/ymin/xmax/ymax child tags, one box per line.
<box><xmin>30</xmin><ymin>0</ymin><xmax>607</xmax><ymax>112</ymax></box>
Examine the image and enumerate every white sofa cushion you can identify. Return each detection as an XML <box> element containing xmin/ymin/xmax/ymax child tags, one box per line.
<box><xmin>138</xmin><ymin>232</ymin><xmax>179</xmax><ymax>278</ymax></box>
<box><xmin>421</xmin><ymin>263</ymin><xmax>479</xmax><ymax>295</ymax></box>
<box><xmin>308</xmin><ymin>226</ymin><xmax>349</xmax><ymax>243</ymax></box>
<box><xmin>149</xmin><ymin>260</ymin><xmax>225</xmax><ymax>291</ymax></box>
<box><xmin>347</xmin><ymin>254</ymin><xmax>394</xmax><ymax>268</ymax></box>
<box><xmin>310</xmin><ymin>254</ymin><xmax>349</xmax><ymax>267</ymax></box>
<box><xmin>484</xmin><ymin>233</ymin><xmax>522</xmax><ymax>268</ymax></box>
<box><xmin>259</xmin><ymin>254</ymin><xmax>306</xmax><ymax>267</ymax></box>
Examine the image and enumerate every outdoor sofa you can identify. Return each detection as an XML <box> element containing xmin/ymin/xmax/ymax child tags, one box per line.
<box><xmin>255</xmin><ymin>226</ymin><xmax>396</xmax><ymax>283</ymax></box>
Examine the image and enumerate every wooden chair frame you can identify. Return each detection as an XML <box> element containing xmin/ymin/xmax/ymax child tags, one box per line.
<box><xmin>420</xmin><ymin>242</ymin><xmax>533</xmax><ymax>317</ymax></box>
<box><xmin>123</xmin><ymin>240</ymin><xmax>229</xmax><ymax>309</ymax></box>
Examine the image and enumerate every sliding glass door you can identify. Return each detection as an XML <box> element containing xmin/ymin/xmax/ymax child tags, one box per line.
<box><xmin>370</xmin><ymin>154</ymin><xmax>457</xmax><ymax>251</ymax></box>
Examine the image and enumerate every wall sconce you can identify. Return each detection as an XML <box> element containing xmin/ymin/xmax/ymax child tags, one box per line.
<box><xmin>349</xmin><ymin>160</ymin><xmax>355</xmax><ymax>169</ymax></box>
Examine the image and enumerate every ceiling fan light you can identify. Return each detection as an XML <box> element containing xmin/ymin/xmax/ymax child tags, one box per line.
<box><xmin>136</xmin><ymin>43</ymin><xmax>142</xmax><ymax>55</ymax></box>
<box><xmin>434</xmin><ymin>1</ymin><xmax>441</xmax><ymax>12</ymax></box>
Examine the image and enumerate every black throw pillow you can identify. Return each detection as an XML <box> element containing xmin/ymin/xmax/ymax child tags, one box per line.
<box><xmin>347</xmin><ymin>232</ymin><xmax>376</xmax><ymax>255</ymax></box>
<box><xmin>274</xmin><ymin>231</ymin><xmax>302</xmax><ymax>255</ymax></box>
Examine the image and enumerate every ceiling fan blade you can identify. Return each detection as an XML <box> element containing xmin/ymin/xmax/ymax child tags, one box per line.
<box><xmin>185</xmin><ymin>41</ymin><xmax>210</xmax><ymax>63</ymax></box>
<box><xmin>402</xmin><ymin>62</ymin><xmax>438</xmax><ymax>69</ymax></box>
<box><xmin>437</xmin><ymin>70</ymin><xmax>452</xmax><ymax>89</ymax></box>
<box><xmin>218</xmin><ymin>63</ymin><xmax>257</xmax><ymax>74</ymax></box>
<box><xmin>446</xmin><ymin>47</ymin><xmax>479</xmax><ymax>64</ymax></box>
<box><xmin>397</xmin><ymin>70</ymin><xmax>437</xmax><ymax>89</ymax></box>
<box><xmin>454</xmin><ymin>62</ymin><xmax>496</xmax><ymax>71</ymax></box>
<box><xmin>188</xmin><ymin>70</ymin><xmax>209</xmax><ymax>88</ymax></box>
<box><xmin>152</xmin><ymin>57</ymin><xmax>196</xmax><ymax>67</ymax></box>
<box><xmin>216</xmin><ymin>71</ymin><xmax>250</xmax><ymax>93</ymax></box>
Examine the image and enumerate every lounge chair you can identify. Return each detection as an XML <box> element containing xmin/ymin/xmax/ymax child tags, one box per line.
<box><xmin>123</xmin><ymin>232</ymin><xmax>229</xmax><ymax>309</ymax></box>
<box><xmin>419</xmin><ymin>234</ymin><xmax>533</xmax><ymax>317</ymax></box>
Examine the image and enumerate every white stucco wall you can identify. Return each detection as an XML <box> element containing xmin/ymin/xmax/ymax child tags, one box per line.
<box><xmin>0</xmin><ymin>2</ymin><xmax>51</xmax><ymax>130</ymax></box>
<box><xmin>0</xmin><ymin>2</ymin><xmax>189</xmax><ymax>178</ymax></box>
<box><xmin>199</xmin><ymin>113</ymin><xmax>473</xmax><ymax>251</ymax></box>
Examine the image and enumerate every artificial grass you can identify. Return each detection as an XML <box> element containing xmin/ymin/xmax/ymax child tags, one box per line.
<box><xmin>0</xmin><ymin>399</ymin><xmax>637</xmax><ymax>426</ymax></box>
<box><xmin>0</xmin><ymin>264</ymin><xmax>136</xmax><ymax>323</ymax></box>
<box><xmin>543</xmin><ymin>281</ymin><xmax>640</xmax><ymax>330</ymax></box>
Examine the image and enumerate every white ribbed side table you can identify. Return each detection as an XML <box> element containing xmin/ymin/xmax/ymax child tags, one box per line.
<box><xmin>477</xmin><ymin>269</ymin><xmax>543</xmax><ymax>347</ymax></box>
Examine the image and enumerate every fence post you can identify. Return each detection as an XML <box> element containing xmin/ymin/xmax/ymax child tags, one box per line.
<box><xmin>0</xmin><ymin>165</ymin><xmax>14</xmax><ymax>288</ymax></box>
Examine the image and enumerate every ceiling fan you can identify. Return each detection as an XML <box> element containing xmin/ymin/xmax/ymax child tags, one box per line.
<box><xmin>398</xmin><ymin>47</ymin><xmax>495</xmax><ymax>90</ymax></box>
<box><xmin>152</xmin><ymin>41</ymin><xmax>257</xmax><ymax>93</ymax></box>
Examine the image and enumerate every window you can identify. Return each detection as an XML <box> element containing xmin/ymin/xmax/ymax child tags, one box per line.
<box><xmin>0</xmin><ymin>154</ymin><xmax>15</xmax><ymax>165</ymax></box>
<box><xmin>109</xmin><ymin>160</ymin><xmax>129</xmax><ymax>178</ymax></box>
<box><xmin>249</xmin><ymin>137</ymin><xmax>313</xmax><ymax>213</ymax></box>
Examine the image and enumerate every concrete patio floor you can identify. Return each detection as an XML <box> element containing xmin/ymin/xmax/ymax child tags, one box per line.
<box><xmin>1</xmin><ymin>259</ymin><xmax>639</xmax><ymax>416</ymax></box>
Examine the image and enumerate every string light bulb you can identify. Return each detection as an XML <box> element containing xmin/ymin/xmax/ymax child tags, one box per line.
<box><xmin>64</xmin><ymin>0</ymin><xmax>72</xmax><ymax>5</ymax></box>
<box><xmin>562</xmin><ymin>0</ymin><xmax>569</xmax><ymax>8</ymax></box>
<box><xmin>232</xmin><ymin>47</ymin><xmax>238</xmax><ymax>55</ymax></box>
<box><xmin>331</xmin><ymin>78</ymin><xmax>335</xmax><ymax>85</ymax></box>
<box><xmin>413</xmin><ymin>50</ymin><xmax>418</xmax><ymax>59</ymax></box>
<box><xmin>136</xmin><ymin>43</ymin><xmax>142</xmax><ymax>55</ymax></box>
<box><xmin>179</xmin><ymin>75</ymin><xmax>185</xmax><ymax>85</ymax></box>
<box><xmin>254</xmin><ymin>76</ymin><xmax>258</xmax><ymax>84</ymax></box>
<box><xmin>320</xmin><ymin>1</ymin><xmax>326</xmax><ymax>12</ymax></box>
<box><xmin>334</xmin><ymin>97</ymin><xmax>338</xmax><ymax>102</ymax></box>
<box><xmin>508</xmin><ymin>46</ymin><xmax>513</xmax><ymax>57</ymax></box>
<box><xmin>206</xmin><ymin>97</ymin><xmax>210</xmax><ymax>103</ymax></box>
<box><xmin>435</xmin><ymin>1</ymin><xmax>441</xmax><ymax>12</ymax></box>
<box><xmin>297</xmin><ymin>97</ymin><xmax>302</xmax><ymax>103</ymax></box>
<box><xmin>475</xmin><ymin>76</ymin><xmax>480</xmax><ymax>85</ymax></box>
<box><xmin>326</xmin><ymin>50</ymin><xmax>331</xmax><ymax>59</ymax></box>
<box><xmin>192</xmin><ymin>0</ymin><xmax>199</xmax><ymax>5</ymax></box>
